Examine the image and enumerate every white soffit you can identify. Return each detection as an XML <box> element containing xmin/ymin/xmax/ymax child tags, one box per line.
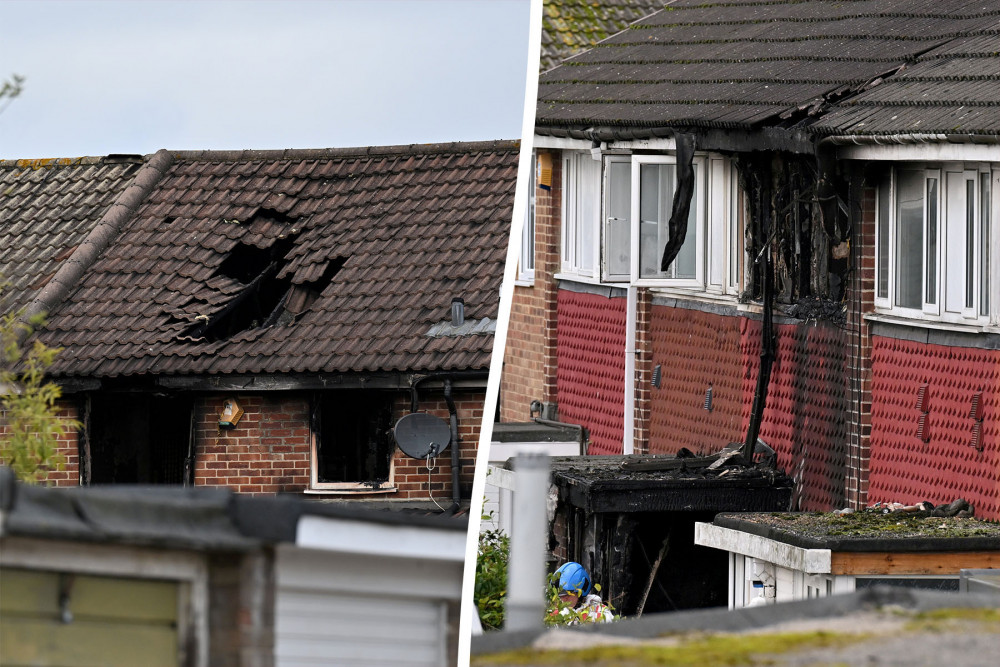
<box><xmin>296</xmin><ymin>515</ymin><xmax>466</xmax><ymax>562</ymax></box>
<box><xmin>835</xmin><ymin>141</ymin><xmax>1000</xmax><ymax>163</ymax></box>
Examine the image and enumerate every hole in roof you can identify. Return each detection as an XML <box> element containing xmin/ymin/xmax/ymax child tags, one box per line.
<box><xmin>181</xmin><ymin>235</ymin><xmax>297</xmax><ymax>343</ymax></box>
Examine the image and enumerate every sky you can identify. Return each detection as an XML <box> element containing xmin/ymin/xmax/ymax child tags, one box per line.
<box><xmin>0</xmin><ymin>0</ymin><xmax>531</xmax><ymax>158</ymax></box>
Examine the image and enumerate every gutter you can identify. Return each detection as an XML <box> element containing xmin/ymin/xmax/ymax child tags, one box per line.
<box><xmin>16</xmin><ymin>149</ymin><xmax>175</xmax><ymax>343</ymax></box>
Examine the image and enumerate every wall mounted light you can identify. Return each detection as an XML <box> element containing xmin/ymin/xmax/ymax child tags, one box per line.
<box><xmin>219</xmin><ymin>397</ymin><xmax>244</xmax><ymax>429</ymax></box>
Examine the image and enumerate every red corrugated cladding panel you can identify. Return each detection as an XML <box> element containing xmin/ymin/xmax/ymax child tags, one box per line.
<box><xmin>555</xmin><ymin>290</ymin><xmax>626</xmax><ymax>455</ymax></box>
<box><xmin>870</xmin><ymin>336</ymin><xmax>1000</xmax><ymax>520</ymax></box>
<box><xmin>741</xmin><ymin>319</ymin><xmax>849</xmax><ymax>511</ymax></box>
<box><xmin>648</xmin><ymin>306</ymin><xmax>743</xmax><ymax>455</ymax></box>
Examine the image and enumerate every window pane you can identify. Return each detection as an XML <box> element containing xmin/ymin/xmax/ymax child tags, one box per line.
<box><xmin>676</xmin><ymin>164</ymin><xmax>698</xmax><ymax>279</ymax></box>
<box><xmin>966</xmin><ymin>179</ymin><xmax>975</xmax><ymax>309</ymax></box>
<box><xmin>925</xmin><ymin>177</ymin><xmax>938</xmax><ymax>305</ymax></box>
<box><xmin>606</xmin><ymin>160</ymin><xmax>631</xmax><ymax>277</ymax></box>
<box><xmin>520</xmin><ymin>153</ymin><xmax>536</xmax><ymax>274</ymax></box>
<box><xmin>877</xmin><ymin>176</ymin><xmax>890</xmax><ymax>299</ymax></box>
<box><xmin>982</xmin><ymin>172</ymin><xmax>991</xmax><ymax>316</ymax></box>
<box><xmin>639</xmin><ymin>164</ymin><xmax>673</xmax><ymax>277</ymax></box>
<box><xmin>577</xmin><ymin>157</ymin><xmax>599</xmax><ymax>273</ymax></box>
<box><xmin>895</xmin><ymin>170</ymin><xmax>924</xmax><ymax>309</ymax></box>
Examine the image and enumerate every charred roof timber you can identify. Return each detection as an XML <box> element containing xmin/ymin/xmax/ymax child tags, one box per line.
<box><xmin>180</xmin><ymin>209</ymin><xmax>346</xmax><ymax>343</ymax></box>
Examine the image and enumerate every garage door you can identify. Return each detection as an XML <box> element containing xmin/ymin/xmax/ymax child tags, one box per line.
<box><xmin>0</xmin><ymin>568</ymin><xmax>180</xmax><ymax>667</ymax></box>
<box><xmin>275</xmin><ymin>587</ymin><xmax>446</xmax><ymax>667</ymax></box>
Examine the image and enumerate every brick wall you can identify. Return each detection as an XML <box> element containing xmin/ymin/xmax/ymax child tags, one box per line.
<box><xmin>647</xmin><ymin>305</ymin><xmax>744</xmax><ymax>456</ymax></box>
<box><xmin>192</xmin><ymin>390</ymin><xmax>483</xmax><ymax>501</ymax></box>
<box><xmin>742</xmin><ymin>318</ymin><xmax>850</xmax><ymax>511</ymax></box>
<box><xmin>501</xmin><ymin>150</ymin><xmax>561</xmax><ymax>422</ymax></box>
<box><xmin>869</xmin><ymin>337</ymin><xmax>1000</xmax><ymax>520</ymax></box>
<box><xmin>555</xmin><ymin>289</ymin><xmax>627</xmax><ymax>455</ymax></box>
<box><xmin>194</xmin><ymin>394</ymin><xmax>311</xmax><ymax>494</ymax></box>
<box><xmin>0</xmin><ymin>398</ymin><xmax>79</xmax><ymax>487</ymax></box>
<box><xmin>841</xmin><ymin>183</ymin><xmax>876</xmax><ymax>508</ymax></box>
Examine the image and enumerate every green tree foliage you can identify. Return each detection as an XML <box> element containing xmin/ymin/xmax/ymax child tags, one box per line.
<box><xmin>474</xmin><ymin>519</ymin><xmax>510</xmax><ymax>631</ymax></box>
<box><xmin>1</xmin><ymin>299</ymin><xmax>77</xmax><ymax>483</ymax></box>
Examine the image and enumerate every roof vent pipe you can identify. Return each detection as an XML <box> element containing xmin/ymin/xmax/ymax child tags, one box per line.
<box><xmin>451</xmin><ymin>298</ymin><xmax>465</xmax><ymax>327</ymax></box>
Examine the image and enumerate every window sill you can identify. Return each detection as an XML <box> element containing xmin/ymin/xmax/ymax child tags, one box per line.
<box><xmin>554</xmin><ymin>272</ymin><xmax>619</xmax><ymax>286</ymax></box>
<box><xmin>866</xmin><ymin>313</ymin><xmax>995</xmax><ymax>334</ymax></box>
<box><xmin>304</xmin><ymin>485</ymin><xmax>398</xmax><ymax>496</ymax></box>
<box><xmin>647</xmin><ymin>286</ymin><xmax>740</xmax><ymax>306</ymax></box>
<box><xmin>513</xmin><ymin>278</ymin><xmax>534</xmax><ymax>287</ymax></box>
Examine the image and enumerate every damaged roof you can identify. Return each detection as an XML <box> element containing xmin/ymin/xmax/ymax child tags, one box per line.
<box><xmin>540</xmin><ymin>0</ymin><xmax>665</xmax><ymax>72</ymax></box>
<box><xmin>7</xmin><ymin>141</ymin><xmax>518</xmax><ymax>379</ymax></box>
<box><xmin>0</xmin><ymin>155</ymin><xmax>146</xmax><ymax>316</ymax></box>
<box><xmin>536</xmin><ymin>0</ymin><xmax>1000</xmax><ymax>138</ymax></box>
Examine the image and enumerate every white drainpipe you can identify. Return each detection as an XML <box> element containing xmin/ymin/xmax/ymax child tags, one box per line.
<box><xmin>623</xmin><ymin>284</ymin><xmax>637</xmax><ymax>455</ymax></box>
<box><xmin>505</xmin><ymin>452</ymin><xmax>551</xmax><ymax>631</ymax></box>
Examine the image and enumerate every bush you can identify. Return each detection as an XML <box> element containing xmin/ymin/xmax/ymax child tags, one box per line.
<box><xmin>474</xmin><ymin>521</ymin><xmax>509</xmax><ymax>631</ymax></box>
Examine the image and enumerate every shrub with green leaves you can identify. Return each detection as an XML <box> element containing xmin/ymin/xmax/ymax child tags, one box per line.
<box><xmin>1</xmin><ymin>298</ymin><xmax>78</xmax><ymax>483</ymax></box>
<box><xmin>474</xmin><ymin>520</ymin><xmax>510</xmax><ymax>631</ymax></box>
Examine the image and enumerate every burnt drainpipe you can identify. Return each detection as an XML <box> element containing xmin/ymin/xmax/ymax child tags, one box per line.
<box><xmin>742</xmin><ymin>156</ymin><xmax>776</xmax><ymax>463</ymax></box>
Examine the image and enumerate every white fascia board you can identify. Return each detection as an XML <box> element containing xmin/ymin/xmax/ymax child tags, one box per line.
<box><xmin>695</xmin><ymin>522</ymin><xmax>832</xmax><ymax>575</ymax></box>
<box><xmin>835</xmin><ymin>141</ymin><xmax>1000</xmax><ymax>163</ymax></box>
<box><xmin>533</xmin><ymin>135</ymin><xmax>679</xmax><ymax>153</ymax></box>
<box><xmin>532</xmin><ymin>135</ymin><xmax>593</xmax><ymax>150</ymax></box>
<box><xmin>296</xmin><ymin>515</ymin><xmax>466</xmax><ymax>562</ymax></box>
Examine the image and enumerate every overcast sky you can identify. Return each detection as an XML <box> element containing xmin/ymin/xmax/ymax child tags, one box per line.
<box><xmin>0</xmin><ymin>0</ymin><xmax>531</xmax><ymax>158</ymax></box>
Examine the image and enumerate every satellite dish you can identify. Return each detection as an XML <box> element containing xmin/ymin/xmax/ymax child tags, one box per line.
<box><xmin>393</xmin><ymin>412</ymin><xmax>451</xmax><ymax>459</ymax></box>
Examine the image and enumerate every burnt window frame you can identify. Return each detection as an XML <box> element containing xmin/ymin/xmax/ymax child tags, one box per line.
<box><xmin>308</xmin><ymin>391</ymin><xmax>398</xmax><ymax>493</ymax></box>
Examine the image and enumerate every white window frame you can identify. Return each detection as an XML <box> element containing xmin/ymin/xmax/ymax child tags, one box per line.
<box><xmin>875</xmin><ymin>163</ymin><xmax>993</xmax><ymax>326</ymax></box>
<box><xmin>516</xmin><ymin>152</ymin><xmax>536</xmax><ymax>284</ymax></box>
<box><xmin>630</xmin><ymin>154</ymin><xmax>705</xmax><ymax>289</ymax></box>
<box><xmin>602</xmin><ymin>154</ymin><xmax>632</xmax><ymax>282</ymax></box>
<box><xmin>308</xmin><ymin>395</ymin><xmax>398</xmax><ymax>495</ymax></box>
<box><xmin>559</xmin><ymin>151</ymin><xmax>601</xmax><ymax>280</ymax></box>
<box><xmin>626</xmin><ymin>153</ymin><xmax>741</xmax><ymax>298</ymax></box>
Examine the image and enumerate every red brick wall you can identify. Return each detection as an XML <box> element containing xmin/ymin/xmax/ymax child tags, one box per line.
<box><xmin>0</xmin><ymin>398</ymin><xmax>79</xmax><ymax>487</ymax></box>
<box><xmin>869</xmin><ymin>337</ymin><xmax>1000</xmax><ymax>520</ymax></box>
<box><xmin>501</xmin><ymin>150</ymin><xmax>561</xmax><ymax>422</ymax></box>
<box><xmin>194</xmin><ymin>394</ymin><xmax>311</xmax><ymax>494</ymax></box>
<box><xmin>555</xmin><ymin>289</ymin><xmax>627</xmax><ymax>455</ymax></box>
<box><xmin>842</xmin><ymin>184</ymin><xmax>876</xmax><ymax>508</ymax></box>
<box><xmin>742</xmin><ymin>318</ymin><xmax>850</xmax><ymax>511</ymax></box>
<box><xmin>193</xmin><ymin>390</ymin><xmax>482</xmax><ymax>501</ymax></box>
<box><xmin>647</xmin><ymin>306</ymin><xmax>744</xmax><ymax>455</ymax></box>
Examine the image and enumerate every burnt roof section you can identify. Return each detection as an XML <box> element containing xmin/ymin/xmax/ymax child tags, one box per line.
<box><xmin>34</xmin><ymin>141</ymin><xmax>518</xmax><ymax>379</ymax></box>
<box><xmin>540</xmin><ymin>0</ymin><xmax>664</xmax><ymax>72</ymax></box>
<box><xmin>536</xmin><ymin>0</ymin><xmax>1000</xmax><ymax>138</ymax></box>
<box><xmin>0</xmin><ymin>155</ymin><xmax>146</xmax><ymax>316</ymax></box>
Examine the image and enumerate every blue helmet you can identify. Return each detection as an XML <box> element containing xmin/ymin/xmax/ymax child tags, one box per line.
<box><xmin>555</xmin><ymin>562</ymin><xmax>591</xmax><ymax>597</ymax></box>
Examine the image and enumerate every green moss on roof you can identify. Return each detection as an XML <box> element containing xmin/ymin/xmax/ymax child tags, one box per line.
<box><xmin>541</xmin><ymin>0</ymin><xmax>665</xmax><ymax>71</ymax></box>
<box><xmin>730</xmin><ymin>511</ymin><xmax>1000</xmax><ymax>541</ymax></box>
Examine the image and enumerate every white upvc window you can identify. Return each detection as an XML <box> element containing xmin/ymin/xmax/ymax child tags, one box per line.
<box><xmin>517</xmin><ymin>152</ymin><xmax>536</xmax><ymax>283</ymax></box>
<box><xmin>876</xmin><ymin>163</ymin><xmax>993</xmax><ymax>324</ymax></box>
<box><xmin>627</xmin><ymin>154</ymin><xmax>740</xmax><ymax>295</ymax></box>
<box><xmin>631</xmin><ymin>155</ymin><xmax>704</xmax><ymax>287</ymax></box>
<box><xmin>560</xmin><ymin>151</ymin><xmax>600</xmax><ymax>278</ymax></box>
<box><xmin>603</xmin><ymin>155</ymin><xmax>632</xmax><ymax>282</ymax></box>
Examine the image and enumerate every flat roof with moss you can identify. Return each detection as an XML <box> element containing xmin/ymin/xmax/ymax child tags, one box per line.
<box><xmin>715</xmin><ymin>511</ymin><xmax>1000</xmax><ymax>552</ymax></box>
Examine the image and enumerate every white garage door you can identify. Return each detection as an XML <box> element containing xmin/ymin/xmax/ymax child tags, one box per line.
<box><xmin>274</xmin><ymin>546</ymin><xmax>454</xmax><ymax>667</ymax></box>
